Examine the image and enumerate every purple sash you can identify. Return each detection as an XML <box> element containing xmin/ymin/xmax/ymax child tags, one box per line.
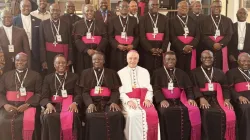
<box><xmin>146</xmin><ymin>33</ymin><xmax>164</xmax><ymax>41</ymax></box>
<box><xmin>82</xmin><ymin>36</ymin><xmax>102</xmax><ymax>45</ymax></box>
<box><xmin>138</xmin><ymin>2</ymin><xmax>145</xmax><ymax>16</ymax></box>
<box><xmin>51</xmin><ymin>95</ymin><xmax>74</xmax><ymax>140</ymax></box>
<box><xmin>177</xmin><ymin>36</ymin><xmax>196</xmax><ymax>70</ymax></box>
<box><xmin>46</xmin><ymin>42</ymin><xmax>69</xmax><ymax>60</ymax></box>
<box><xmin>115</xmin><ymin>36</ymin><xmax>134</xmax><ymax>45</ymax></box>
<box><xmin>6</xmin><ymin>91</ymin><xmax>36</xmax><ymax>140</ymax></box>
<box><xmin>200</xmin><ymin>83</ymin><xmax>236</xmax><ymax>140</ymax></box>
<box><xmin>208</xmin><ymin>36</ymin><xmax>229</xmax><ymax>73</ymax></box>
<box><xmin>161</xmin><ymin>88</ymin><xmax>201</xmax><ymax>140</ymax></box>
<box><xmin>90</xmin><ymin>87</ymin><xmax>111</xmax><ymax>97</ymax></box>
<box><xmin>127</xmin><ymin>88</ymin><xmax>159</xmax><ymax>140</ymax></box>
<box><xmin>234</xmin><ymin>82</ymin><xmax>249</xmax><ymax>92</ymax></box>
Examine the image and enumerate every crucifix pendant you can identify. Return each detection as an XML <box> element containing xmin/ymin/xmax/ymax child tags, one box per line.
<box><xmin>17</xmin><ymin>93</ymin><xmax>20</xmax><ymax>99</ymax></box>
<box><xmin>184</xmin><ymin>33</ymin><xmax>187</xmax><ymax>38</ymax></box>
<box><xmin>214</xmin><ymin>35</ymin><xmax>217</xmax><ymax>40</ymax></box>
<box><xmin>53</xmin><ymin>41</ymin><xmax>57</xmax><ymax>47</ymax></box>
<box><xmin>152</xmin><ymin>33</ymin><xmax>156</xmax><ymax>38</ymax></box>
<box><xmin>247</xmin><ymin>84</ymin><xmax>250</xmax><ymax>90</ymax></box>
<box><xmin>98</xmin><ymin>87</ymin><xmax>103</xmax><ymax>94</ymax></box>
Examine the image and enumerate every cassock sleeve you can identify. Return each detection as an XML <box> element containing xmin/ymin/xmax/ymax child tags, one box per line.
<box><xmin>201</xmin><ymin>18</ymin><xmax>216</xmax><ymax>49</ymax></box>
<box><xmin>182</xmin><ymin>71</ymin><xmax>195</xmax><ymax>99</ymax></box>
<box><xmin>226</xmin><ymin>70</ymin><xmax>239</xmax><ymax>101</ymax></box>
<box><xmin>219</xmin><ymin>18</ymin><xmax>233</xmax><ymax>47</ymax></box>
<box><xmin>144</xmin><ymin>69</ymin><xmax>153</xmax><ymax>102</ymax></box>
<box><xmin>0</xmin><ymin>74</ymin><xmax>8</xmax><ymax>108</ymax></box>
<box><xmin>189</xmin><ymin>24</ymin><xmax>200</xmax><ymax>49</ymax></box>
<box><xmin>96</xmin><ymin>22</ymin><xmax>108</xmax><ymax>53</ymax></box>
<box><xmin>80</xmin><ymin>71</ymin><xmax>94</xmax><ymax>107</ymax></box>
<box><xmin>132</xmin><ymin>18</ymin><xmax>140</xmax><ymax>49</ymax></box>
<box><xmin>118</xmin><ymin>71</ymin><xmax>132</xmax><ymax>104</ymax></box>
<box><xmin>73</xmin><ymin>23</ymin><xmax>89</xmax><ymax>53</ymax></box>
<box><xmin>161</xmin><ymin>17</ymin><xmax>170</xmax><ymax>52</ymax></box>
<box><xmin>108</xmin><ymin>72</ymin><xmax>122</xmax><ymax>104</ymax></box>
<box><xmin>139</xmin><ymin>16</ymin><xmax>153</xmax><ymax>52</ymax></box>
<box><xmin>26</xmin><ymin>73</ymin><xmax>42</xmax><ymax>106</ymax></box>
<box><xmin>74</xmin><ymin>79</ymin><xmax>83</xmax><ymax>106</ymax></box>
<box><xmin>40</xmin><ymin>75</ymin><xmax>52</xmax><ymax>106</ymax></box>
<box><xmin>21</xmin><ymin>29</ymin><xmax>31</xmax><ymax>67</ymax></box>
<box><xmin>170</xmin><ymin>19</ymin><xmax>186</xmax><ymax>52</ymax></box>
<box><xmin>220</xmin><ymin>72</ymin><xmax>231</xmax><ymax>100</ymax></box>
<box><xmin>108</xmin><ymin>18</ymin><xmax>119</xmax><ymax>49</ymax></box>
<box><xmin>39</xmin><ymin>21</ymin><xmax>46</xmax><ymax>63</ymax></box>
<box><xmin>190</xmin><ymin>71</ymin><xmax>204</xmax><ymax>99</ymax></box>
<box><xmin>151</xmin><ymin>70</ymin><xmax>166</xmax><ymax>104</ymax></box>
<box><xmin>66</xmin><ymin>23</ymin><xmax>73</xmax><ymax>61</ymax></box>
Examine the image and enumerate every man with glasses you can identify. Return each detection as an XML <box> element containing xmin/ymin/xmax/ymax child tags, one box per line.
<box><xmin>200</xmin><ymin>0</ymin><xmax>233</xmax><ymax>73</ymax></box>
<box><xmin>0</xmin><ymin>9</ymin><xmax>30</xmax><ymax>74</ymax></box>
<box><xmin>191</xmin><ymin>50</ymin><xmax>236</xmax><ymax>140</ymax></box>
<box><xmin>39</xmin><ymin>3</ymin><xmax>72</xmax><ymax>74</ymax></box>
<box><xmin>108</xmin><ymin>0</ymin><xmax>139</xmax><ymax>71</ymax></box>
<box><xmin>139</xmin><ymin>0</ymin><xmax>169</xmax><ymax>76</ymax></box>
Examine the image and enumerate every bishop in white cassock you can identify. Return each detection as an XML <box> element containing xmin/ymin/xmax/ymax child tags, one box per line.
<box><xmin>118</xmin><ymin>50</ymin><xmax>160</xmax><ymax>140</ymax></box>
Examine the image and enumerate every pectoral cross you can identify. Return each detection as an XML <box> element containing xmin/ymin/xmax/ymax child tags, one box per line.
<box><xmin>125</xmin><ymin>36</ymin><xmax>128</xmax><ymax>42</ymax></box>
<box><xmin>98</xmin><ymin>87</ymin><xmax>103</xmax><ymax>94</ymax></box>
<box><xmin>214</xmin><ymin>35</ymin><xmax>217</xmax><ymax>40</ymax></box>
<box><xmin>152</xmin><ymin>33</ymin><xmax>156</xmax><ymax>38</ymax></box>
<box><xmin>246</xmin><ymin>84</ymin><xmax>250</xmax><ymax>90</ymax></box>
<box><xmin>92</xmin><ymin>37</ymin><xmax>95</xmax><ymax>42</ymax></box>
<box><xmin>183</xmin><ymin>33</ymin><xmax>188</xmax><ymax>38</ymax></box>
<box><xmin>171</xmin><ymin>89</ymin><xmax>173</xmax><ymax>94</ymax></box>
<box><xmin>53</xmin><ymin>41</ymin><xmax>57</xmax><ymax>47</ymax></box>
<box><xmin>54</xmin><ymin>95</ymin><xmax>58</xmax><ymax>100</ymax></box>
<box><xmin>17</xmin><ymin>93</ymin><xmax>20</xmax><ymax>99</ymax></box>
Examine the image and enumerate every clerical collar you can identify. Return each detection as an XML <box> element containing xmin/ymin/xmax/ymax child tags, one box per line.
<box><xmin>21</xmin><ymin>14</ymin><xmax>31</xmax><ymax>18</ymax></box>
<box><xmin>128</xmin><ymin>66</ymin><xmax>137</xmax><ymax>70</ymax></box>
<box><xmin>16</xmin><ymin>68</ymin><xmax>27</xmax><ymax>73</ymax></box>
<box><xmin>52</xmin><ymin>19</ymin><xmax>59</xmax><ymax>23</ymax></box>
<box><xmin>212</xmin><ymin>14</ymin><xmax>220</xmax><ymax>18</ymax></box>
<box><xmin>238</xmin><ymin>21</ymin><xmax>246</xmax><ymax>24</ymax></box>
<box><xmin>56</xmin><ymin>72</ymin><xmax>65</xmax><ymax>76</ymax></box>
<box><xmin>193</xmin><ymin>12</ymin><xmax>200</xmax><ymax>16</ymax></box>
<box><xmin>94</xmin><ymin>67</ymin><xmax>104</xmax><ymax>72</ymax></box>
<box><xmin>201</xmin><ymin>66</ymin><xmax>212</xmax><ymax>71</ymax></box>
<box><xmin>238</xmin><ymin>67</ymin><xmax>249</xmax><ymax>72</ymax></box>
<box><xmin>3</xmin><ymin>25</ymin><xmax>13</xmax><ymax>29</ymax></box>
<box><xmin>121</xmin><ymin>15</ymin><xmax>128</xmax><ymax>18</ymax></box>
<box><xmin>129</xmin><ymin>13</ymin><xmax>137</xmax><ymax>17</ymax></box>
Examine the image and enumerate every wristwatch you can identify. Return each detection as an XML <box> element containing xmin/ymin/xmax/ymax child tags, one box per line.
<box><xmin>73</xmin><ymin>102</ymin><xmax>78</xmax><ymax>106</ymax></box>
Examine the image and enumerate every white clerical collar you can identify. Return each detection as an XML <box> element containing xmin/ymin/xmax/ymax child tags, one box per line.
<box><xmin>21</xmin><ymin>14</ymin><xmax>31</xmax><ymax>19</ymax></box>
<box><xmin>16</xmin><ymin>68</ymin><xmax>27</xmax><ymax>73</ymax></box>
<box><xmin>128</xmin><ymin>66</ymin><xmax>137</xmax><ymax>71</ymax></box>
<box><xmin>193</xmin><ymin>12</ymin><xmax>200</xmax><ymax>16</ymax></box>
<box><xmin>129</xmin><ymin>13</ymin><xmax>137</xmax><ymax>17</ymax></box>
<box><xmin>121</xmin><ymin>15</ymin><xmax>128</xmax><ymax>18</ymax></box>
<box><xmin>3</xmin><ymin>25</ymin><xmax>13</xmax><ymax>30</ymax></box>
<box><xmin>238</xmin><ymin>21</ymin><xmax>246</xmax><ymax>25</ymax></box>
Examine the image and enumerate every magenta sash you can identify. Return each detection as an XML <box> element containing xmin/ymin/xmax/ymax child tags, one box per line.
<box><xmin>234</xmin><ymin>82</ymin><xmax>249</xmax><ymax>92</ymax></box>
<box><xmin>6</xmin><ymin>91</ymin><xmax>36</xmax><ymax>140</ymax></box>
<box><xmin>200</xmin><ymin>83</ymin><xmax>236</xmax><ymax>140</ymax></box>
<box><xmin>138</xmin><ymin>2</ymin><xmax>145</xmax><ymax>16</ymax></box>
<box><xmin>127</xmin><ymin>88</ymin><xmax>159</xmax><ymax>140</ymax></box>
<box><xmin>177</xmin><ymin>36</ymin><xmax>196</xmax><ymax>70</ymax></box>
<box><xmin>46</xmin><ymin>42</ymin><xmax>69</xmax><ymax>60</ymax></box>
<box><xmin>115</xmin><ymin>36</ymin><xmax>134</xmax><ymax>45</ymax></box>
<box><xmin>146</xmin><ymin>33</ymin><xmax>164</xmax><ymax>41</ymax></box>
<box><xmin>90</xmin><ymin>87</ymin><xmax>111</xmax><ymax>97</ymax></box>
<box><xmin>82</xmin><ymin>36</ymin><xmax>102</xmax><ymax>45</ymax></box>
<box><xmin>208</xmin><ymin>36</ymin><xmax>229</xmax><ymax>73</ymax></box>
<box><xmin>161</xmin><ymin>88</ymin><xmax>201</xmax><ymax>140</ymax></box>
<box><xmin>51</xmin><ymin>95</ymin><xmax>74</xmax><ymax>140</ymax></box>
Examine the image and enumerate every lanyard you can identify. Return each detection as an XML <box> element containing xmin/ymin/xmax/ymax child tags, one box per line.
<box><xmin>211</xmin><ymin>15</ymin><xmax>221</xmax><ymax>30</ymax></box>
<box><xmin>15</xmin><ymin>69</ymin><xmax>28</xmax><ymax>88</ymax></box>
<box><xmin>94</xmin><ymin>68</ymin><xmax>104</xmax><ymax>86</ymax></box>
<box><xmin>54</xmin><ymin>72</ymin><xmax>67</xmax><ymax>97</ymax></box>
<box><xmin>201</xmin><ymin>66</ymin><xmax>213</xmax><ymax>83</ymax></box>
<box><xmin>84</xmin><ymin>19</ymin><xmax>94</xmax><ymax>33</ymax></box>
<box><xmin>163</xmin><ymin>66</ymin><xmax>175</xmax><ymax>83</ymax></box>
<box><xmin>51</xmin><ymin>19</ymin><xmax>60</xmax><ymax>35</ymax></box>
<box><xmin>119</xmin><ymin>15</ymin><xmax>129</xmax><ymax>32</ymax></box>
<box><xmin>238</xmin><ymin>68</ymin><xmax>250</xmax><ymax>81</ymax></box>
<box><xmin>177</xmin><ymin>15</ymin><xmax>188</xmax><ymax>28</ymax></box>
<box><xmin>148</xmin><ymin>12</ymin><xmax>159</xmax><ymax>28</ymax></box>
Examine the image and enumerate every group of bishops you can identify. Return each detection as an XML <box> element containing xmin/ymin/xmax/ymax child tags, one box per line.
<box><xmin>1</xmin><ymin>0</ymin><xmax>250</xmax><ymax>140</ymax></box>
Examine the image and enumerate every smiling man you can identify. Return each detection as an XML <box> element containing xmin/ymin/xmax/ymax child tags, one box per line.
<box><xmin>0</xmin><ymin>52</ymin><xmax>42</xmax><ymax>140</ymax></box>
<box><xmin>94</xmin><ymin>0</ymin><xmax>115</xmax><ymax>24</ymax></box>
<box><xmin>226</xmin><ymin>53</ymin><xmax>250</xmax><ymax>140</ymax></box>
<box><xmin>118</xmin><ymin>50</ymin><xmax>160</xmax><ymax>140</ymax></box>
<box><xmin>78</xmin><ymin>52</ymin><xmax>124</xmax><ymax>140</ymax></box>
<box><xmin>152</xmin><ymin>51</ymin><xmax>200</xmax><ymax>140</ymax></box>
<box><xmin>228</xmin><ymin>8</ymin><xmax>250</xmax><ymax>69</ymax></box>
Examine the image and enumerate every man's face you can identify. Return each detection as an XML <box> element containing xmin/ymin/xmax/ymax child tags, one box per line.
<box><xmin>54</xmin><ymin>56</ymin><xmax>67</xmax><ymax>73</ymax></box>
<box><xmin>238</xmin><ymin>55</ymin><xmax>250</xmax><ymax>70</ymax></box>
<box><xmin>211</xmin><ymin>2</ymin><xmax>222</xmax><ymax>15</ymax></box>
<box><xmin>119</xmin><ymin>2</ymin><xmax>129</xmax><ymax>15</ymax></box>
<box><xmin>237</xmin><ymin>8</ymin><xmax>248</xmax><ymax>22</ymax></box>
<box><xmin>15</xmin><ymin>54</ymin><xmax>28</xmax><ymax>71</ymax></box>
<box><xmin>129</xmin><ymin>2</ymin><xmax>138</xmax><ymax>15</ymax></box>
<box><xmin>21</xmin><ymin>1</ymin><xmax>32</xmax><ymax>16</ymax></box>
<box><xmin>127</xmin><ymin>52</ymin><xmax>139</xmax><ymax>68</ymax></box>
<box><xmin>201</xmin><ymin>52</ymin><xmax>214</xmax><ymax>67</ymax></box>
<box><xmin>38</xmin><ymin>0</ymin><xmax>47</xmax><ymax>9</ymax></box>
<box><xmin>66</xmin><ymin>2</ymin><xmax>75</xmax><ymax>14</ymax></box>
<box><xmin>192</xmin><ymin>2</ymin><xmax>202</xmax><ymax>14</ymax></box>
<box><xmin>149</xmin><ymin>0</ymin><xmax>159</xmax><ymax>13</ymax></box>
<box><xmin>92</xmin><ymin>54</ymin><xmax>105</xmax><ymax>69</ymax></box>
<box><xmin>177</xmin><ymin>2</ymin><xmax>189</xmax><ymax>15</ymax></box>
<box><xmin>84</xmin><ymin>6</ymin><xmax>94</xmax><ymax>20</ymax></box>
<box><xmin>164</xmin><ymin>54</ymin><xmax>176</xmax><ymax>69</ymax></box>
<box><xmin>100</xmin><ymin>0</ymin><xmax>108</xmax><ymax>11</ymax></box>
<box><xmin>1</xmin><ymin>11</ymin><xmax>13</xmax><ymax>27</ymax></box>
<box><xmin>50</xmin><ymin>5</ymin><xmax>61</xmax><ymax>20</ymax></box>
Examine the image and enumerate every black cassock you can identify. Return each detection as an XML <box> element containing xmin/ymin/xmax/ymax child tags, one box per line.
<box><xmin>201</xmin><ymin>15</ymin><xmax>233</xmax><ymax>70</ymax></box>
<box><xmin>151</xmin><ymin>67</ymin><xmax>194</xmax><ymax>140</ymax></box>
<box><xmin>108</xmin><ymin>16</ymin><xmax>139</xmax><ymax>71</ymax></box>
<box><xmin>227</xmin><ymin>68</ymin><xmax>250</xmax><ymax>140</ymax></box>
<box><xmin>191</xmin><ymin>67</ymin><xmax>230</xmax><ymax>140</ymax></box>
<box><xmin>79</xmin><ymin>68</ymin><xmax>124</xmax><ymax>140</ymax></box>
<box><xmin>40</xmin><ymin>72</ymin><xmax>83</xmax><ymax>140</ymax></box>
<box><xmin>39</xmin><ymin>19</ymin><xmax>72</xmax><ymax>74</ymax></box>
<box><xmin>139</xmin><ymin>13</ymin><xmax>169</xmax><ymax>75</ymax></box>
<box><xmin>73</xmin><ymin>19</ymin><xmax>108</xmax><ymax>75</ymax></box>
<box><xmin>170</xmin><ymin>15</ymin><xmax>200</xmax><ymax>74</ymax></box>
<box><xmin>0</xmin><ymin>69</ymin><xmax>42</xmax><ymax>140</ymax></box>
<box><xmin>228</xmin><ymin>23</ymin><xmax>250</xmax><ymax>68</ymax></box>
